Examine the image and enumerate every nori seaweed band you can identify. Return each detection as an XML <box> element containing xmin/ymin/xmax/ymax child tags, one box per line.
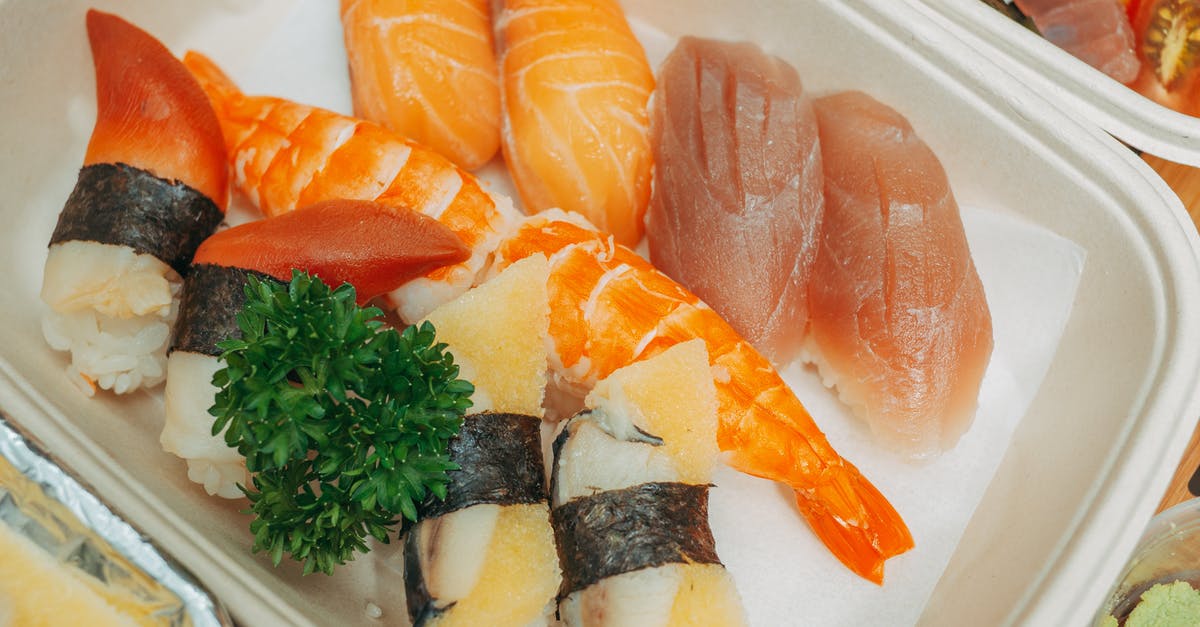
<box><xmin>170</xmin><ymin>264</ymin><xmax>279</xmax><ymax>356</ymax></box>
<box><xmin>49</xmin><ymin>163</ymin><xmax>224</xmax><ymax>276</ymax></box>
<box><xmin>408</xmin><ymin>412</ymin><xmax>546</xmax><ymax>527</ymax></box>
<box><xmin>552</xmin><ymin>482</ymin><xmax>721</xmax><ymax>597</ymax></box>
<box><xmin>402</xmin><ymin>412</ymin><xmax>546</xmax><ymax>625</ymax></box>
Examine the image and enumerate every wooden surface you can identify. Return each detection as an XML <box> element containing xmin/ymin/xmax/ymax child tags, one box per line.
<box><xmin>1145</xmin><ymin>153</ymin><xmax>1200</xmax><ymax>513</ymax></box>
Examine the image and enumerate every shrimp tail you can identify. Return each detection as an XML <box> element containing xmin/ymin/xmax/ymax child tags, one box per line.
<box><xmin>795</xmin><ymin>465</ymin><xmax>914</xmax><ymax>585</ymax></box>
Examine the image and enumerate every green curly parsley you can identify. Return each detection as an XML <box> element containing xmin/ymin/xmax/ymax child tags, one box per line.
<box><xmin>208</xmin><ymin>271</ymin><xmax>473</xmax><ymax>575</ymax></box>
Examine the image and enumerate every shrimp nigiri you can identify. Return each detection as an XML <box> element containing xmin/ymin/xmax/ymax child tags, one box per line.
<box><xmin>182</xmin><ymin>52</ymin><xmax>518</xmax><ymax>322</ymax></box>
<box><xmin>492</xmin><ymin>212</ymin><xmax>913</xmax><ymax>584</ymax></box>
<box><xmin>495</xmin><ymin>0</ymin><xmax>654</xmax><ymax>247</ymax></box>
<box><xmin>340</xmin><ymin>0</ymin><xmax>501</xmax><ymax>170</ymax></box>
<box><xmin>41</xmin><ymin>10</ymin><xmax>228</xmax><ymax>395</ymax></box>
<box><xmin>164</xmin><ymin>199</ymin><xmax>468</xmax><ymax>498</ymax></box>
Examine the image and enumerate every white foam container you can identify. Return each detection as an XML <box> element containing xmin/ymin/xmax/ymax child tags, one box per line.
<box><xmin>3</xmin><ymin>0</ymin><xmax>1200</xmax><ymax>625</ymax></box>
<box><xmin>913</xmin><ymin>0</ymin><xmax>1200</xmax><ymax>165</ymax></box>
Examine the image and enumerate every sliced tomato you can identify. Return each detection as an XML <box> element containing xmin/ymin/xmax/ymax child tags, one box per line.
<box><xmin>1128</xmin><ymin>0</ymin><xmax>1200</xmax><ymax>115</ymax></box>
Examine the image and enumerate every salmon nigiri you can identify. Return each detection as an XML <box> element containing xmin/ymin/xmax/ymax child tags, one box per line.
<box><xmin>806</xmin><ymin>91</ymin><xmax>993</xmax><ymax>458</ymax></box>
<box><xmin>340</xmin><ymin>0</ymin><xmax>501</xmax><ymax>170</ymax></box>
<box><xmin>495</xmin><ymin>0</ymin><xmax>654</xmax><ymax>247</ymax></box>
<box><xmin>41</xmin><ymin>10</ymin><xmax>228</xmax><ymax>395</ymax></box>
<box><xmin>182</xmin><ymin>51</ymin><xmax>519</xmax><ymax>322</ymax></box>
<box><xmin>647</xmin><ymin>36</ymin><xmax>824</xmax><ymax>365</ymax></box>
<box><xmin>493</xmin><ymin>211</ymin><xmax>913</xmax><ymax>584</ymax></box>
<box><xmin>163</xmin><ymin>199</ymin><xmax>469</xmax><ymax>498</ymax></box>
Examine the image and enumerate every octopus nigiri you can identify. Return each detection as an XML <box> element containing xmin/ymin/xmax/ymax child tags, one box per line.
<box><xmin>492</xmin><ymin>211</ymin><xmax>912</xmax><ymax>584</ymax></box>
<box><xmin>806</xmin><ymin>91</ymin><xmax>993</xmax><ymax>458</ymax></box>
<box><xmin>182</xmin><ymin>52</ymin><xmax>519</xmax><ymax>322</ymax></box>
<box><xmin>403</xmin><ymin>254</ymin><xmax>561</xmax><ymax>626</ymax></box>
<box><xmin>647</xmin><ymin>36</ymin><xmax>824</xmax><ymax>364</ymax></box>
<box><xmin>340</xmin><ymin>0</ymin><xmax>501</xmax><ymax>170</ymax></box>
<box><xmin>494</xmin><ymin>0</ymin><xmax>654</xmax><ymax>247</ymax></box>
<box><xmin>163</xmin><ymin>200</ymin><xmax>468</xmax><ymax>498</ymax></box>
<box><xmin>41</xmin><ymin>10</ymin><xmax>228</xmax><ymax>395</ymax></box>
<box><xmin>551</xmin><ymin>340</ymin><xmax>747</xmax><ymax>625</ymax></box>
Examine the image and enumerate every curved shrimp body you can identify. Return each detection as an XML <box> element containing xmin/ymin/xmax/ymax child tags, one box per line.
<box><xmin>182</xmin><ymin>52</ymin><xmax>518</xmax><ymax>322</ymax></box>
<box><xmin>493</xmin><ymin>213</ymin><xmax>914</xmax><ymax>584</ymax></box>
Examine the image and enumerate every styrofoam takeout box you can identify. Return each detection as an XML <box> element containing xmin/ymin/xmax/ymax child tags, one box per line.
<box><xmin>2</xmin><ymin>0</ymin><xmax>1200</xmax><ymax>625</ymax></box>
<box><xmin>913</xmin><ymin>0</ymin><xmax>1200</xmax><ymax>166</ymax></box>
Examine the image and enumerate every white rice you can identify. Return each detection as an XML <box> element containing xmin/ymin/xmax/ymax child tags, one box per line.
<box><xmin>41</xmin><ymin>241</ymin><xmax>180</xmax><ymax>395</ymax></box>
<box><xmin>161</xmin><ymin>350</ymin><xmax>248</xmax><ymax>499</ymax></box>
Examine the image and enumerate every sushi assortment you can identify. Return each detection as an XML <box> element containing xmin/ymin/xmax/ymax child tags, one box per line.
<box><xmin>985</xmin><ymin>0</ymin><xmax>1200</xmax><ymax>116</ymax></box>
<box><xmin>34</xmin><ymin>2</ymin><xmax>1004</xmax><ymax>624</ymax></box>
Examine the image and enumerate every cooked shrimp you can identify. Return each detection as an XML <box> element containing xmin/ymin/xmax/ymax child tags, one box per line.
<box><xmin>492</xmin><ymin>211</ymin><xmax>914</xmax><ymax>584</ymax></box>
<box><xmin>182</xmin><ymin>51</ymin><xmax>519</xmax><ymax>322</ymax></box>
<box><xmin>340</xmin><ymin>0</ymin><xmax>501</xmax><ymax>170</ymax></box>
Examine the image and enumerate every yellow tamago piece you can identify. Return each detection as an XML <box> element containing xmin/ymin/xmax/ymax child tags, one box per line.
<box><xmin>585</xmin><ymin>339</ymin><xmax>718</xmax><ymax>483</ymax></box>
<box><xmin>431</xmin><ymin>503</ymin><xmax>561</xmax><ymax>627</ymax></box>
<box><xmin>422</xmin><ymin>254</ymin><xmax>550</xmax><ymax>417</ymax></box>
<box><xmin>0</xmin><ymin>523</ymin><xmax>141</xmax><ymax>627</ymax></box>
<box><xmin>668</xmin><ymin>564</ymin><xmax>748</xmax><ymax>626</ymax></box>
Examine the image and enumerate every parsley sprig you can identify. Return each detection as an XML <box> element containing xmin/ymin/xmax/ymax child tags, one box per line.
<box><xmin>209</xmin><ymin>271</ymin><xmax>473</xmax><ymax>575</ymax></box>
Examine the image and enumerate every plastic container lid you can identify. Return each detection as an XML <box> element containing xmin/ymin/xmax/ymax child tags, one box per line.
<box><xmin>913</xmin><ymin>0</ymin><xmax>1200</xmax><ymax>165</ymax></box>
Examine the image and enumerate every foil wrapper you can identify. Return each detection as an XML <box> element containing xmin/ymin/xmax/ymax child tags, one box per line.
<box><xmin>0</xmin><ymin>413</ymin><xmax>231</xmax><ymax>626</ymax></box>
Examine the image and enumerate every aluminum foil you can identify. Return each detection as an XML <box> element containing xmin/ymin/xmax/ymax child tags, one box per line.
<box><xmin>0</xmin><ymin>413</ymin><xmax>231</xmax><ymax>626</ymax></box>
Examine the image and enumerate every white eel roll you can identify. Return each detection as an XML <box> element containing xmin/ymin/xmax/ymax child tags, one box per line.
<box><xmin>41</xmin><ymin>241</ymin><xmax>180</xmax><ymax>395</ymax></box>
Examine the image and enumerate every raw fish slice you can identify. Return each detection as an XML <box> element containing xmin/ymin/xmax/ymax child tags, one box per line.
<box><xmin>495</xmin><ymin>0</ymin><xmax>654</xmax><ymax>246</ymax></box>
<box><xmin>83</xmin><ymin>11</ymin><xmax>228</xmax><ymax>208</ymax></box>
<box><xmin>1014</xmin><ymin>0</ymin><xmax>1140</xmax><ymax>82</ymax></box>
<box><xmin>807</xmin><ymin>91</ymin><xmax>993</xmax><ymax>458</ymax></box>
<box><xmin>340</xmin><ymin>0</ymin><xmax>501</xmax><ymax>170</ymax></box>
<box><xmin>647</xmin><ymin>36</ymin><xmax>823</xmax><ymax>364</ymax></box>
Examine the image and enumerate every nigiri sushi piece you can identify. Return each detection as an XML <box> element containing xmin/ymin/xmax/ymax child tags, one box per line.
<box><xmin>340</xmin><ymin>0</ymin><xmax>501</xmax><ymax>170</ymax></box>
<box><xmin>1013</xmin><ymin>0</ymin><xmax>1140</xmax><ymax>82</ymax></box>
<box><xmin>495</xmin><ymin>0</ymin><xmax>654</xmax><ymax>246</ymax></box>
<box><xmin>493</xmin><ymin>211</ymin><xmax>912</xmax><ymax>584</ymax></box>
<box><xmin>163</xmin><ymin>199</ymin><xmax>468</xmax><ymax>498</ymax></box>
<box><xmin>402</xmin><ymin>254</ymin><xmax>560</xmax><ymax>626</ymax></box>
<box><xmin>806</xmin><ymin>91</ymin><xmax>993</xmax><ymax>458</ymax></box>
<box><xmin>182</xmin><ymin>52</ymin><xmax>519</xmax><ymax>322</ymax></box>
<box><xmin>551</xmin><ymin>340</ymin><xmax>747</xmax><ymax>626</ymax></box>
<box><xmin>647</xmin><ymin>36</ymin><xmax>823</xmax><ymax>364</ymax></box>
<box><xmin>41</xmin><ymin>10</ymin><xmax>228</xmax><ymax>395</ymax></box>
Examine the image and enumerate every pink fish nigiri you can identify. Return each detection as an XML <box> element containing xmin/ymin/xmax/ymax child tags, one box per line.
<box><xmin>1014</xmin><ymin>0</ymin><xmax>1140</xmax><ymax>83</ymax></box>
<box><xmin>646</xmin><ymin>37</ymin><xmax>823</xmax><ymax>364</ymax></box>
<box><xmin>806</xmin><ymin>91</ymin><xmax>993</xmax><ymax>458</ymax></box>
